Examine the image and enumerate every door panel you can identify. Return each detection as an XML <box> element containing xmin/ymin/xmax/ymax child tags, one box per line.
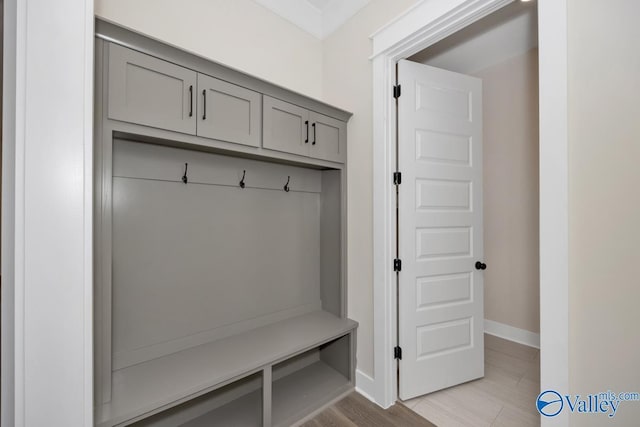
<box><xmin>197</xmin><ymin>74</ymin><xmax>262</xmax><ymax>147</ymax></box>
<box><xmin>397</xmin><ymin>59</ymin><xmax>484</xmax><ymax>400</ymax></box>
<box><xmin>263</xmin><ymin>96</ymin><xmax>310</xmax><ymax>157</ymax></box>
<box><xmin>108</xmin><ymin>43</ymin><xmax>197</xmax><ymax>134</ymax></box>
<box><xmin>309</xmin><ymin>112</ymin><xmax>346</xmax><ymax>163</ymax></box>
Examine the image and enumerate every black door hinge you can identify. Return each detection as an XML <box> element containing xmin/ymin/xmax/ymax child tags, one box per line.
<box><xmin>393</xmin><ymin>171</ymin><xmax>402</xmax><ymax>185</ymax></box>
<box><xmin>393</xmin><ymin>259</ymin><xmax>402</xmax><ymax>272</ymax></box>
<box><xmin>393</xmin><ymin>84</ymin><xmax>401</xmax><ymax>99</ymax></box>
<box><xmin>394</xmin><ymin>346</ymin><xmax>402</xmax><ymax>360</ymax></box>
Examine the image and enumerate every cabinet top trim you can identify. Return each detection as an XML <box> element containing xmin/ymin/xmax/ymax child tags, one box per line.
<box><xmin>95</xmin><ymin>18</ymin><xmax>353</xmax><ymax>123</ymax></box>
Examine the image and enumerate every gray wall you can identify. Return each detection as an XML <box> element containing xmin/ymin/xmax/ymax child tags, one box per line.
<box><xmin>111</xmin><ymin>140</ymin><xmax>324</xmax><ymax>368</ymax></box>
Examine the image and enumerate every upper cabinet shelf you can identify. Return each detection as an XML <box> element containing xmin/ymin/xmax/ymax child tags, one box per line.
<box><xmin>105</xmin><ymin>41</ymin><xmax>348</xmax><ymax>163</ymax></box>
<box><xmin>309</xmin><ymin>110</ymin><xmax>347</xmax><ymax>163</ymax></box>
<box><xmin>263</xmin><ymin>96</ymin><xmax>347</xmax><ymax>163</ymax></box>
<box><xmin>108</xmin><ymin>43</ymin><xmax>198</xmax><ymax>135</ymax></box>
<box><xmin>108</xmin><ymin>44</ymin><xmax>262</xmax><ymax>148</ymax></box>
<box><xmin>197</xmin><ymin>73</ymin><xmax>262</xmax><ymax>147</ymax></box>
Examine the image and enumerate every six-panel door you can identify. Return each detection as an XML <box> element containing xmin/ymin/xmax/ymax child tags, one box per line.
<box><xmin>197</xmin><ymin>74</ymin><xmax>262</xmax><ymax>147</ymax></box>
<box><xmin>397</xmin><ymin>59</ymin><xmax>484</xmax><ymax>400</ymax></box>
<box><xmin>309</xmin><ymin>112</ymin><xmax>347</xmax><ymax>163</ymax></box>
<box><xmin>263</xmin><ymin>96</ymin><xmax>310</xmax><ymax>157</ymax></box>
<box><xmin>108</xmin><ymin>43</ymin><xmax>197</xmax><ymax>135</ymax></box>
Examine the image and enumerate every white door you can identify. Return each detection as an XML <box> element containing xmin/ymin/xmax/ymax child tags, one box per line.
<box><xmin>397</xmin><ymin>59</ymin><xmax>485</xmax><ymax>400</ymax></box>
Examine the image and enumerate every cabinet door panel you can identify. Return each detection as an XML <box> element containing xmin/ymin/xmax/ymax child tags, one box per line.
<box><xmin>197</xmin><ymin>74</ymin><xmax>261</xmax><ymax>147</ymax></box>
<box><xmin>309</xmin><ymin>112</ymin><xmax>347</xmax><ymax>163</ymax></box>
<box><xmin>108</xmin><ymin>43</ymin><xmax>197</xmax><ymax>134</ymax></box>
<box><xmin>263</xmin><ymin>96</ymin><xmax>310</xmax><ymax>157</ymax></box>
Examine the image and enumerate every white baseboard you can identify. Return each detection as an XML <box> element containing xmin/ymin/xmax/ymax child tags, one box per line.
<box><xmin>355</xmin><ymin>369</ymin><xmax>378</xmax><ymax>404</ymax></box>
<box><xmin>484</xmin><ymin>319</ymin><xmax>540</xmax><ymax>349</ymax></box>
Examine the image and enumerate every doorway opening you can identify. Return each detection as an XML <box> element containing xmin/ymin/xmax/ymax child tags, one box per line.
<box><xmin>394</xmin><ymin>1</ymin><xmax>540</xmax><ymax>425</ymax></box>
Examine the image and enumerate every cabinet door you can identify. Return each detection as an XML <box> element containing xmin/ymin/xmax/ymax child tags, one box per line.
<box><xmin>309</xmin><ymin>112</ymin><xmax>347</xmax><ymax>163</ymax></box>
<box><xmin>263</xmin><ymin>96</ymin><xmax>310</xmax><ymax>157</ymax></box>
<box><xmin>108</xmin><ymin>43</ymin><xmax>197</xmax><ymax>134</ymax></box>
<box><xmin>197</xmin><ymin>74</ymin><xmax>262</xmax><ymax>147</ymax></box>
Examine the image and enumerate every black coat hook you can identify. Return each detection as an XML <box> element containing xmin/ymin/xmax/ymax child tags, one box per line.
<box><xmin>182</xmin><ymin>163</ymin><xmax>188</xmax><ymax>184</ymax></box>
<box><xmin>239</xmin><ymin>170</ymin><xmax>246</xmax><ymax>189</ymax></box>
<box><xmin>284</xmin><ymin>176</ymin><xmax>290</xmax><ymax>192</ymax></box>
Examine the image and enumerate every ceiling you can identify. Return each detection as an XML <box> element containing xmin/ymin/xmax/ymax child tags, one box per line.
<box><xmin>252</xmin><ymin>0</ymin><xmax>371</xmax><ymax>39</ymax></box>
<box><xmin>306</xmin><ymin>0</ymin><xmax>332</xmax><ymax>10</ymax></box>
<box><xmin>410</xmin><ymin>1</ymin><xmax>538</xmax><ymax>74</ymax></box>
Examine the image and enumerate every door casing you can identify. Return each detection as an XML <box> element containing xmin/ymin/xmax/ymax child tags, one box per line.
<box><xmin>370</xmin><ymin>3</ymin><xmax>569</xmax><ymax>427</ymax></box>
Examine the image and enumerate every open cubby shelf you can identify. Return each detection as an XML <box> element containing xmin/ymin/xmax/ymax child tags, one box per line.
<box><xmin>272</xmin><ymin>361</ymin><xmax>350</xmax><ymax>427</ymax></box>
<box><xmin>182</xmin><ymin>390</ymin><xmax>263</xmax><ymax>427</ymax></box>
<box><xmin>132</xmin><ymin>372</ymin><xmax>264</xmax><ymax>427</ymax></box>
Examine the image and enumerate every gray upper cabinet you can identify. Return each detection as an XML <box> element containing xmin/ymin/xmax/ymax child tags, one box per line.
<box><xmin>107</xmin><ymin>41</ymin><xmax>347</xmax><ymax>162</ymax></box>
<box><xmin>197</xmin><ymin>74</ymin><xmax>262</xmax><ymax>147</ymax></box>
<box><xmin>263</xmin><ymin>96</ymin><xmax>310</xmax><ymax>157</ymax></box>
<box><xmin>263</xmin><ymin>96</ymin><xmax>347</xmax><ymax>163</ymax></box>
<box><xmin>108</xmin><ymin>44</ymin><xmax>197</xmax><ymax>135</ymax></box>
<box><xmin>309</xmin><ymin>112</ymin><xmax>347</xmax><ymax>163</ymax></box>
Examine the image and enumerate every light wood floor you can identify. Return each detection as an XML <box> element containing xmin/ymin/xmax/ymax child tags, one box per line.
<box><xmin>403</xmin><ymin>334</ymin><xmax>541</xmax><ymax>427</ymax></box>
<box><xmin>302</xmin><ymin>392</ymin><xmax>437</xmax><ymax>427</ymax></box>
<box><xmin>305</xmin><ymin>334</ymin><xmax>539</xmax><ymax>427</ymax></box>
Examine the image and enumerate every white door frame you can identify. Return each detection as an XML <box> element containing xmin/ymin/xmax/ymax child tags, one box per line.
<box><xmin>2</xmin><ymin>0</ymin><xmax>94</xmax><ymax>425</ymax></box>
<box><xmin>370</xmin><ymin>1</ymin><xmax>569</xmax><ymax>426</ymax></box>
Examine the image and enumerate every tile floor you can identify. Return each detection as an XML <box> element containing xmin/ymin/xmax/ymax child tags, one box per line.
<box><xmin>402</xmin><ymin>334</ymin><xmax>541</xmax><ymax>427</ymax></box>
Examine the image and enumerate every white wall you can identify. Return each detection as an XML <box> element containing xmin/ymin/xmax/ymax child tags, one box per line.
<box><xmin>322</xmin><ymin>0</ymin><xmax>417</xmax><ymax>377</ymax></box>
<box><xmin>473</xmin><ymin>48</ymin><xmax>540</xmax><ymax>334</ymax></box>
<box><xmin>568</xmin><ymin>0</ymin><xmax>640</xmax><ymax>425</ymax></box>
<box><xmin>95</xmin><ymin>0</ymin><xmax>324</xmax><ymax>99</ymax></box>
